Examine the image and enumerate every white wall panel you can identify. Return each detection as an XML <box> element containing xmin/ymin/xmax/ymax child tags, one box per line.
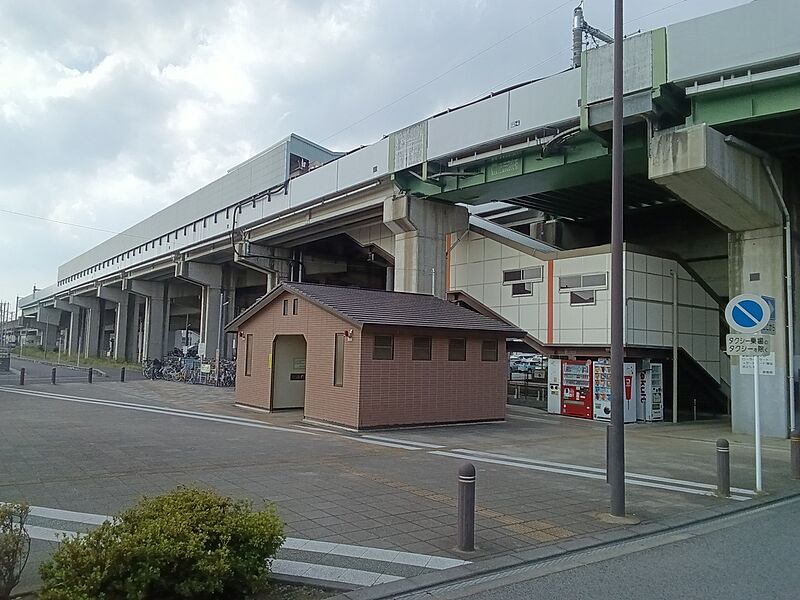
<box><xmin>507</xmin><ymin>69</ymin><xmax>581</xmax><ymax>132</ymax></box>
<box><xmin>668</xmin><ymin>0</ymin><xmax>800</xmax><ymax>83</ymax></box>
<box><xmin>427</xmin><ymin>93</ymin><xmax>510</xmax><ymax>160</ymax></box>
<box><xmin>337</xmin><ymin>138</ymin><xmax>389</xmax><ymax>190</ymax></box>
<box><xmin>289</xmin><ymin>161</ymin><xmax>339</xmax><ymax>208</ymax></box>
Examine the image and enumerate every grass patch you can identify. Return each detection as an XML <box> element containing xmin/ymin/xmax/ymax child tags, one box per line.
<box><xmin>14</xmin><ymin>346</ymin><xmax>139</xmax><ymax>370</ymax></box>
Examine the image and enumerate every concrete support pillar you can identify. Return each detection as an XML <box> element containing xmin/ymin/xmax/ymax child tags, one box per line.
<box><xmin>383</xmin><ymin>195</ymin><xmax>468</xmax><ymax>298</ymax></box>
<box><xmin>650</xmin><ymin>124</ymin><xmax>790</xmax><ymax>437</ymax></box>
<box><xmin>69</xmin><ymin>295</ymin><xmax>101</xmax><ymax>358</ymax></box>
<box><xmin>97</xmin><ymin>286</ymin><xmax>130</xmax><ymax>362</ymax></box>
<box><xmin>126</xmin><ymin>296</ymin><xmax>143</xmax><ymax>363</ymax></box>
<box><xmin>35</xmin><ymin>306</ymin><xmax>61</xmax><ymax>350</ymax></box>
<box><xmin>175</xmin><ymin>261</ymin><xmax>223</xmax><ymax>359</ymax></box>
<box><xmin>124</xmin><ymin>279</ymin><xmax>168</xmax><ymax>361</ymax></box>
<box><xmin>54</xmin><ymin>299</ymin><xmax>81</xmax><ymax>356</ymax></box>
<box><xmin>729</xmin><ymin>227</ymin><xmax>789</xmax><ymax>437</ymax></box>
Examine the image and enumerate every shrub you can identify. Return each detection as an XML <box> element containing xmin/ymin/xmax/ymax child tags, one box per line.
<box><xmin>39</xmin><ymin>487</ymin><xmax>285</xmax><ymax>600</ymax></box>
<box><xmin>0</xmin><ymin>503</ymin><xmax>31</xmax><ymax>600</ymax></box>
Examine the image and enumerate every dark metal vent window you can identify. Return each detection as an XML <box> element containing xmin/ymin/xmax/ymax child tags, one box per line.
<box><xmin>373</xmin><ymin>335</ymin><xmax>394</xmax><ymax>360</ymax></box>
<box><xmin>481</xmin><ymin>340</ymin><xmax>498</xmax><ymax>361</ymax></box>
<box><xmin>245</xmin><ymin>334</ymin><xmax>253</xmax><ymax>376</ymax></box>
<box><xmin>570</xmin><ymin>290</ymin><xmax>596</xmax><ymax>306</ymax></box>
<box><xmin>511</xmin><ymin>283</ymin><xmax>532</xmax><ymax>297</ymax></box>
<box><xmin>334</xmin><ymin>333</ymin><xmax>344</xmax><ymax>386</ymax></box>
<box><xmin>412</xmin><ymin>337</ymin><xmax>432</xmax><ymax>361</ymax></box>
<box><xmin>448</xmin><ymin>338</ymin><xmax>466</xmax><ymax>361</ymax></box>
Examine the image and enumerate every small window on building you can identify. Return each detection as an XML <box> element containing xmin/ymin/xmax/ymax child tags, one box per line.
<box><xmin>570</xmin><ymin>290</ymin><xmax>596</xmax><ymax>306</ymax></box>
<box><xmin>292</xmin><ymin>298</ymin><xmax>298</xmax><ymax>315</ymax></box>
<box><xmin>581</xmin><ymin>273</ymin><xmax>607</xmax><ymax>289</ymax></box>
<box><xmin>503</xmin><ymin>266</ymin><xmax>543</xmax><ymax>285</ymax></box>
<box><xmin>282</xmin><ymin>299</ymin><xmax>288</xmax><ymax>315</ymax></box>
<box><xmin>559</xmin><ymin>273</ymin><xmax>608</xmax><ymax>291</ymax></box>
<box><xmin>412</xmin><ymin>336</ymin><xmax>432</xmax><ymax>361</ymax></box>
<box><xmin>244</xmin><ymin>334</ymin><xmax>253</xmax><ymax>376</ymax></box>
<box><xmin>511</xmin><ymin>283</ymin><xmax>533</xmax><ymax>297</ymax></box>
<box><xmin>373</xmin><ymin>335</ymin><xmax>394</xmax><ymax>360</ymax></box>
<box><xmin>559</xmin><ymin>274</ymin><xmax>582</xmax><ymax>290</ymax></box>
<box><xmin>448</xmin><ymin>338</ymin><xmax>466</xmax><ymax>361</ymax></box>
<box><xmin>334</xmin><ymin>333</ymin><xmax>345</xmax><ymax>387</ymax></box>
<box><xmin>481</xmin><ymin>340</ymin><xmax>498</xmax><ymax>361</ymax></box>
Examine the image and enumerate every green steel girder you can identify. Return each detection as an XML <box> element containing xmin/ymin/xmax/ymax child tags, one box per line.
<box><xmin>396</xmin><ymin>131</ymin><xmax>648</xmax><ymax>205</ymax></box>
<box><xmin>687</xmin><ymin>76</ymin><xmax>800</xmax><ymax>127</ymax></box>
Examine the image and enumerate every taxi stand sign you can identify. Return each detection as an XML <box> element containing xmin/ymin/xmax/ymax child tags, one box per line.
<box><xmin>725</xmin><ymin>334</ymin><xmax>771</xmax><ymax>356</ymax></box>
<box><xmin>724</xmin><ymin>293</ymin><xmax>771</xmax><ymax>493</ymax></box>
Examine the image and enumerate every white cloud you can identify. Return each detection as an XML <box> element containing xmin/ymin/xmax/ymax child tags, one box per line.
<box><xmin>0</xmin><ymin>0</ymin><xmax>750</xmax><ymax>305</ymax></box>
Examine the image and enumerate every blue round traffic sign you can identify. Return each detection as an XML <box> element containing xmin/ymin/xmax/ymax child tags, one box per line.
<box><xmin>725</xmin><ymin>294</ymin><xmax>770</xmax><ymax>334</ymax></box>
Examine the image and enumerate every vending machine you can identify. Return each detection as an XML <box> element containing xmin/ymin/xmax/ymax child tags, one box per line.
<box><xmin>637</xmin><ymin>363</ymin><xmax>664</xmax><ymax>422</ymax></box>
<box><xmin>560</xmin><ymin>359</ymin><xmax>593</xmax><ymax>419</ymax></box>
<box><xmin>592</xmin><ymin>360</ymin><xmax>637</xmax><ymax>423</ymax></box>
<box><xmin>547</xmin><ymin>358</ymin><xmax>562</xmax><ymax>414</ymax></box>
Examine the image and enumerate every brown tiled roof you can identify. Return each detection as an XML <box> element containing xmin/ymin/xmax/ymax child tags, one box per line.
<box><xmin>226</xmin><ymin>282</ymin><xmax>525</xmax><ymax>336</ymax></box>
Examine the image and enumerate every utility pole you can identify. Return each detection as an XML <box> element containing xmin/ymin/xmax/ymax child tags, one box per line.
<box><xmin>608</xmin><ymin>0</ymin><xmax>626</xmax><ymax>517</ymax></box>
<box><xmin>572</xmin><ymin>2</ymin><xmax>614</xmax><ymax>68</ymax></box>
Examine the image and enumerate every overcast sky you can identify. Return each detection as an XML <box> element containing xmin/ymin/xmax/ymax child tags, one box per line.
<box><xmin>0</xmin><ymin>0</ymin><xmax>749</xmax><ymax>311</ymax></box>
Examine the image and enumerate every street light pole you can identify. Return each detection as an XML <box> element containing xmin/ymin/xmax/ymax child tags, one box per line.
<box><xmin>609</xmin><ymin>0</ymin><xmax>626</xmax><ymax>518</ymax></box>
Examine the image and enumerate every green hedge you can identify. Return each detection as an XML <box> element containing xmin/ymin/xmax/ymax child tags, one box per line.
<box><xmin>39</xmin><ymin>487</ymin><xmax>285</xmax><ymax>600</ymax></box>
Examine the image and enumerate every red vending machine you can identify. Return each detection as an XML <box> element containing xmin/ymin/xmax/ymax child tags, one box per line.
<box><xmin>560</xmin><ymin>359</ymin><xmax>593</xmax><ymax>419</ymax></box>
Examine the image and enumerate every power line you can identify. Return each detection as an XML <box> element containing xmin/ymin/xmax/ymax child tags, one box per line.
<box><xmin>318</xmin><ymin>0</ymin><xmax>575</xmax><ymax>144</ymax></box>
<box><xmin>468</xmin><ymin>0</ymin><xmax>693</xmax><ymax>105</ymax></box>
<box><xmin>0</xmin><ymin>208</ymin><xmax>148</xmax><ymax>239</ymax></box>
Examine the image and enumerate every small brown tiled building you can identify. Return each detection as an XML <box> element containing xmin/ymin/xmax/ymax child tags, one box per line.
<box><xmin>225</xmin><ymin>282</ymin><xmax>523</xmax><ymax>430</ymax></box>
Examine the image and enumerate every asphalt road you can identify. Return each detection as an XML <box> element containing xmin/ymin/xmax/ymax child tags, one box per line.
<box><xmin>447</xmin><ymin>497</ymin><xmax>800</xmax><ymax>600</ymax></box>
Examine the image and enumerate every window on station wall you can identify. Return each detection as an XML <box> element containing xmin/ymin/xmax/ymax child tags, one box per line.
<box><xmin>283</xmin><ymin>299</ymin><xmax>288</xmax><ymax>316</ymax></box>
<box><xmin>333</xmin><ymin>333</ymin><xmax>345</xmax><ymax>387</ymax></box>
<box><xmin>448</xmin><ymin>338</ymin><xmax>466</xmax><ymax>361</ymax></box>
<box><xmin>292</xmin><ymin>298</ymin><xmax>298</xmax><ymax>315</ymax></box>
<box><xmin>559</xmin><ymin>272</ymin><xmax>608</xmax><ymax>291</ymax></box>
<box><xmin>570</xmin><ymin>290</ymin><xmax>596</xmax><ymax>306</ymax></box>
<box><xmin>503</xmin><ymin>267</ymin><xmax>543</xmax><ymax>297</ymax></box>
<box><xmin>244</xmin><ymin>334</ymin><xmax>253</xmax><ymax>376</ymax></box>
<box><xmin>481</xmin><ymin>339</ymin><xmax>498</xmax><ymax>361</ymax></box>
<box><xmin>373</xmin><ymin>335</ymin><xmax>394</xmax><ymax>360</ymax></box>
<box><xmin>412</xmin><ymin>336</ymin><xmax>432</xmax><ymax>361</ymax></box>
<box><xmin>511</xmin><ymin>283</ymin><xmax>532</xmax><ymax>297</ymax></box>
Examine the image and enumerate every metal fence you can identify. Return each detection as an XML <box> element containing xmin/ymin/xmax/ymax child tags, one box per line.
<box><xmin>507</xmin><ymin>371</ymin><xmax>547</xmax><ymax>410</ymax></box>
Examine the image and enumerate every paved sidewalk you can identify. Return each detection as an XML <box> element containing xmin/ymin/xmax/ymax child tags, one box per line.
<box><xmin>2</xmin><ymin>380</ymin><xmax>799</xmax><ymax>593</ymax></box>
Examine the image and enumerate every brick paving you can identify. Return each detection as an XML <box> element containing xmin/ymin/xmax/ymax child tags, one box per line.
<box><xmin>2</xmin><ymin>378</ymin><xmax>799</xmax><ymax>592</ymax></box>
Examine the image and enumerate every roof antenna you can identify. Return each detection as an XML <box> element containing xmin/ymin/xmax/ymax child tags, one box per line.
<box><xmin>572</xmin><ymin>2</ymin><xmax>614</xmax><ymax>68</ymax></box>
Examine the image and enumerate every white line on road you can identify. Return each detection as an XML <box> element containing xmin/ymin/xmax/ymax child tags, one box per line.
<box><xmin>361</xmin><ymin>434</ymin><xmax>445</xmax><ymax>449</ymax></box>
<box><xmin>270</xmin><ymin>559</ymin><xmax>402</xmax><ymax>586</ymax></box>
<box><xmin>20</xmin><ymin>504</ymin><xmax>469</xmax><ymax>570</ymax></box>
<box><xmin>282</xmin><ymin>538</ymin><xmax>468</xmax><ymax>569</ymax></box>
<box><xmin>346</xmin><ymin>437</ymin><xmax>427</xmax><ymax>450</ymax></box>
<box><xmin>430</xmin><ymin>451</ymin><xmax>751</xmax><ymax>501</ymax></box>
<box><xmin>0</xmin><ymin>387</ymin><xmax>317</xmax><ymax>436</ymax></box>
<box><xmin>452</xmin><ymin>448</ymin><xmax>756</xmax><ymax>496</ymax></box>
<box><xmin>26</xmin><ymin>525</ymin><xmax>78</xmax><ymax>542</ymax></box>
<box><xmin>30</xmin><ymin>505</ymin><xmax>112</xmax><ymax>525</ymax></box>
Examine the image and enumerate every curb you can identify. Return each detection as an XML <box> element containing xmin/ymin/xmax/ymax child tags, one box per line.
<box><xmin>328</xmin><ymin>488</ymin><xmax>800</xmax><ymax>600</ymax></box>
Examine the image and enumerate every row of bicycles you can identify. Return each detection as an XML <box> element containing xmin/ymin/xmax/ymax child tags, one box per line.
<box><xmin>142</xmin><ymin>355</ymin><xmax>236</xmax><ymax>387</ymax></box>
